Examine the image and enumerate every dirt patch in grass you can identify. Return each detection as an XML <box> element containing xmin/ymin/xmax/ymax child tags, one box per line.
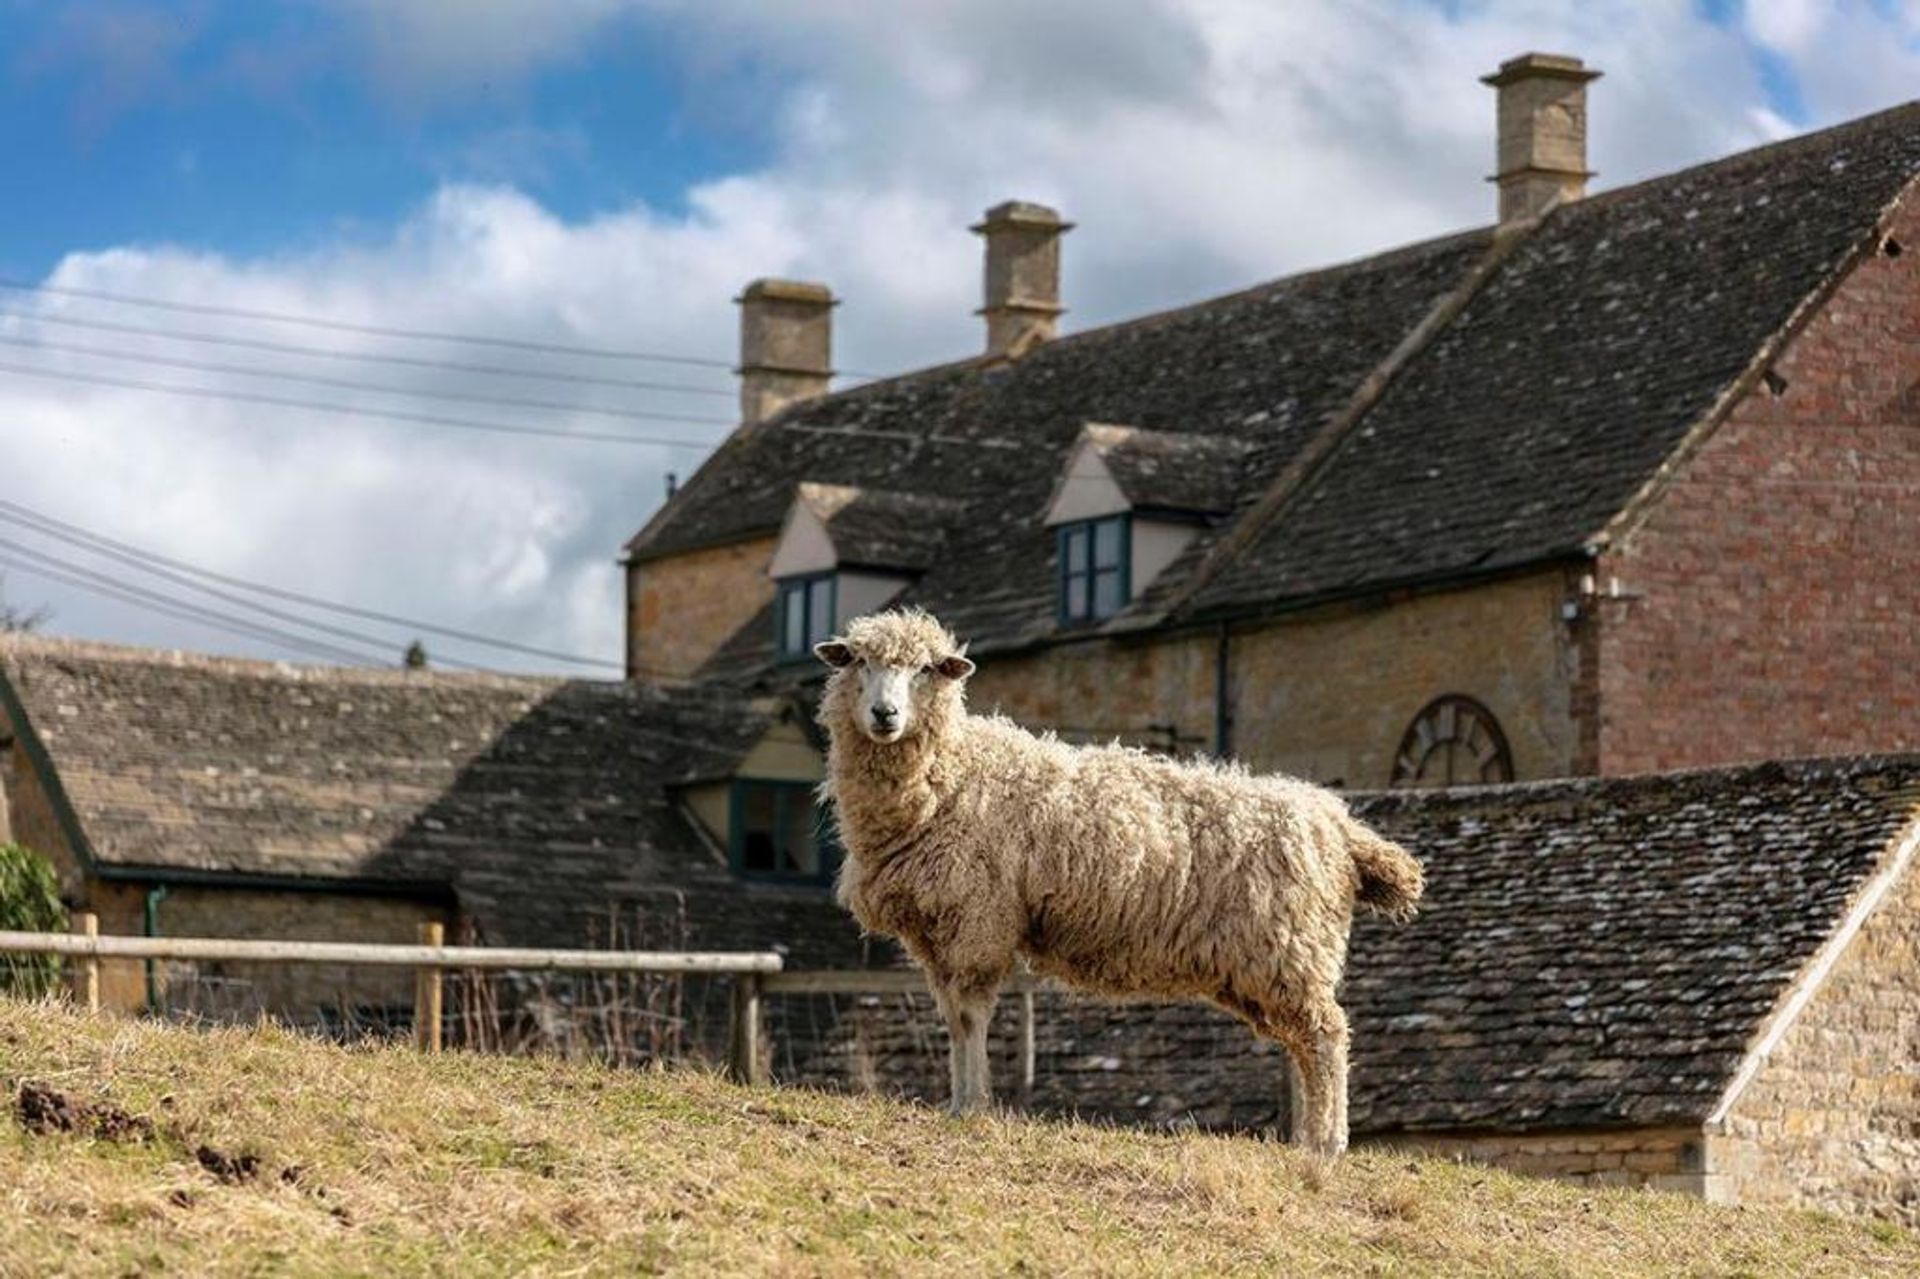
<box><xmin>15</xmin><ymin>1080</ymin><xmax>153</xmax><ymax>1143</ymax></box>
<box><xmin>193</xmin><ymin>1144</ymin><xmax>263</xmax><ymax>1185</ymax></box>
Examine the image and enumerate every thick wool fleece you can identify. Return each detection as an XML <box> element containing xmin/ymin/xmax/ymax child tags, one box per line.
<box><xmin>816</xmin><ymin>610</ymin><xmax>1424</xmax><ymax>1150</ymax></box>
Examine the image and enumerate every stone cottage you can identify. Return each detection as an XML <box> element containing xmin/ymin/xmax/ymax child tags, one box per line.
<box><xmin>0</xmin><ymin>635</ymin><xmax>865</xmax><ymax>1024</ymax></box>
<box><xmin>624</xmin><ymin>54</ymin><xmax>1920</xmax><ymax>786</ymax></box>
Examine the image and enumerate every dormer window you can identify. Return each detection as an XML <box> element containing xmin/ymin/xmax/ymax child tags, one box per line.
<box><xmin>768</xmin><ymin>482</ymin><xmax>967</xmax><ymax>660</ymax></box>
<box><xmin>777</xmin><ymin>572</ymin><xmax>836</xmax><ymax>661</ymax></box>
<box><xmin>730</xmin><ymin>779</ymin><xmax>839</xmax><ymax>883</ymax></box>
<box><xmin>675</xmin><ymin>714</ymin><xmax>837</xmax><ymax>888</ymax></box>
<box><xmin>1059</xmin><ymin>514</ymin><xmax>1129</xmax><ymax>623</ymax></box>
<box><xmin>1043</xmin><ymin>424</ymin><xmax>1250</xmax><ymax>629</ymax></box>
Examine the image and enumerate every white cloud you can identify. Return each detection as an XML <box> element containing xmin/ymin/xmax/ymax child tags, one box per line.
<box><xmin>1744</xmin><ymin>0</ymin><xmax>1833</xmax><ymax>54</ymax></box>
<box><xmin>9</xmin><ymin>0</ymin><xmax>1920</xmax><ymax>672</ymax></box>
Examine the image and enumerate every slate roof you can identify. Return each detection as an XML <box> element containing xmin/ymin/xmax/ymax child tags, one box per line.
<box><xmin>784</xmin><ymin>754</ymin><xmax>1920</xmax><ymax>1135</ymax></box>
<box><xmin>1196</xmin><ymin>103</ymin><xmax>1920</xmax><ymax>611</ymax></box>
<box><xmin>0</xmin><ymin>637</ymin><xmax>865</xmax><ymax>966</ymax></box>
<box><xmin>665</xmin><ymin>230</ymin><xmax>1492</xmax><ymax>673</ymax></box>
<box><xmin>1342</xmin><ymin>753</ymin><xmax>1920</xmax><ymax>1132</ymax></box>
<box><xmin>626</xmin><ymin>103</ymin><xmax>1920</xmax><ymax>675</ymax></box>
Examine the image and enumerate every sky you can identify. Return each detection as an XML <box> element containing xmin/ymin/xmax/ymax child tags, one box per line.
<box><xmin>0</xmin><ymin>0</ymin><xmax>1917</xmax><ymax>676</ymax></box>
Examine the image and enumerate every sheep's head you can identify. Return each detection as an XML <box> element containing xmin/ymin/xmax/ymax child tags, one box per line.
<box><xmin>815</xmin><ymin>609</ymin><xmax>974</xmax><ymax>745</ymax></box>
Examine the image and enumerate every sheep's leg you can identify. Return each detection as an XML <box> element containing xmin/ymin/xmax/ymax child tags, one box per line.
<box><xmin>932</xmin><ymin>981</ymin><xmax>998</xmax><ymax>1116</ymax></box>
<box><xmin>1277</xmin><ymin>1000</ymin><xmax>1350</xmax><ymax>1156</ymax></box>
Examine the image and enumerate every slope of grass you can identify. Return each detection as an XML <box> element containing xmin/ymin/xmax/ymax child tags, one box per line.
<box><xmin>0</xmin><ymin>998</ymin><xmax>1913</xmax><ymax>1277</ymax></box>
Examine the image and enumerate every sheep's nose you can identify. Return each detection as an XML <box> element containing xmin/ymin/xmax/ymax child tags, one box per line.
<box><xmin>871</xmin><ymin>704</ymin><xmax>898</xmax><ymax>727</ymax></box>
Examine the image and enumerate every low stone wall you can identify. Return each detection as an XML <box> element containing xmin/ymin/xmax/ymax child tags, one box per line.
<box><xmin>775</xmin><ymin>989</ymin><xmax>1283</xmax><ymax>1131</ymax></box>
<box><xmin>1377</xmin><ymin>1126</ymin><xmax>1706</xmax><ymax>1193</ymax></box>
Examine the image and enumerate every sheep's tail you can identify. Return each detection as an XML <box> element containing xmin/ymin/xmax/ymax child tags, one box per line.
<box><xmin>1348</xmin><ymin>824</ymin><xmax>1424</xmax><ymax>922</ymax></box>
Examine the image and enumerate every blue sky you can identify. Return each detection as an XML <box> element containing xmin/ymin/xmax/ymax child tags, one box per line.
<box><xmin>0</xmin><ymin>2</ymin><xmax>776</xmax><ymax>281</ymax></box>
<box><xmin>0</xmin><ymin>0</ymin><xmax>1916</xmax><ymax>671</ymax></box>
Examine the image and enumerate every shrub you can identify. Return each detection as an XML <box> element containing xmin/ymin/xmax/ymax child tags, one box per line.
<box><xmin>0</xmin><ymin>843</ymin><xmax>65</xmax><ymax>997</ymax></box>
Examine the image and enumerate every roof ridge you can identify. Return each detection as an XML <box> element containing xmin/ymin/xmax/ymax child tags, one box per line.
<box><xmin>0</xmin><ymin>631</ymin><xmax>568</xmax><ymax>693</ymax></box>
<box><xmin>1575</xmin><ymin>99</ymin><xmax>1920</xmax><ymax>215</ymax></box>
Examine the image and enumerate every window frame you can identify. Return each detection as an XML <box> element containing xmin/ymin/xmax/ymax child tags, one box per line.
<box><xmin>774</xmin><ymin>571</ymin><xmax>837</xmax><ymax>662</ymax></box>
<box><xmin>726</xmin><ymin>778</ymin><xmax>839</xmax><ymax>885</ymax></box>
<box><xmin>1057</xmin><ymin>513</ymin><xmax>1131</xmax><ymax>625</ymax></box>
<box><xmin>1388</xmin><ymin>694</ymin><xmax>1515</xmax><ymax>789</ymax></box>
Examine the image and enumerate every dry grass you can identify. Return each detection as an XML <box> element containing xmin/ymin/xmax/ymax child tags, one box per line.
<box><xmin>1</xmin><ymin>998</ymin><xmax>1914</xmax><ymax>1277</ymax></box>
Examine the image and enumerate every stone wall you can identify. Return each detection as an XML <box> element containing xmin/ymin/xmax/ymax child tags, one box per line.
<box><xmin>1709</xmin><ymin>831</ymin><xmax>1920</xmax><ymax>1224</ymax></box>
<box><xmin>627</xmin><ymin>535</ymin><xmax>778</xmax><ymax>679</ymax></box>
<box><xmin>1596</xmin><ymin>200</ymin><xmax>1920</xmax><ymax>773</ymax></box>
<box><xmin>1384</xmin><ymin>1125</ymin><xmax>1706</xmax><ymax>1192</ymax></box>
<box><xmin>1</xmin><ymin>721</ymin><xmax>90</xmax><ymax>903</ymax></box>
<box><xmin>140</xmin><ymin>886</ymin><xmax>447</xmax><ymax>1026</ymax></box>
<box><xmin>777</xmin><ymin>988</ymin><xmax>1283</xmax><ymax>1131</ymax></box>
<box><xmin>970</xmin><ymin>570</ymin><xmax>1580</xmax><ymax>788</ymax></box>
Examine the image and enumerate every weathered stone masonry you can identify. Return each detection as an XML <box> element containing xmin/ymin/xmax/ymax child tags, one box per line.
<box><xmin>1710</xmin><ymin>821</ymin><xmax>1920</xmax><ymax>1224</ymax></box>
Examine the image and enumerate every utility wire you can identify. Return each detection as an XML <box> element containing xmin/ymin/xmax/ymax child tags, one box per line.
<box><xmin>0</xmin><ymin>497</ymin><xmax>627</xmax><ymax>671</ymax></box>
<box><xmin>0</xmin><ymin>553</ymin><xmax>389</xmax><ymax>666</ymax></box>
<box><xmin>0</xmin><ymin>331</ymin><xmax>731</xmax><ymax>425</ymax></box>
<box><xmin>0</xmin><ymin>359</ymin><xmax>726</xmax><ymax>449</ymax></box>
<box><xmin>0</xmin><ymin>306</ymin><xmax>736</xmax><ymax>397</ymax></box>
<box><xmin>0</xmin><ymin>532</ymin><xmax>489</xmax><ymax>672</ymax></box>
<box><xmin>0</xmin><ymin>277</ymin><xmax>736</xmax><ymax>368</ymax></box>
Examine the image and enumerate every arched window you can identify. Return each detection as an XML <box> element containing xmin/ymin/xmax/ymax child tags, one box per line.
<box><xmin>1390</xmin><ymin>695</ymin><xmax>1514</xmax><ymax>789</ymax></box>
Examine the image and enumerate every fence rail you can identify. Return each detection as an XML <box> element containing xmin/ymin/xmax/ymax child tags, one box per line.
<box><xmin>0</xmin><ymin>929</ymin><xmax>786</xmax><ymax>974</ymax></box>
<box><xmin>0</xmin><ymin>919</ymin><xmax>1049</xmax><ymax>1093</ymax></box>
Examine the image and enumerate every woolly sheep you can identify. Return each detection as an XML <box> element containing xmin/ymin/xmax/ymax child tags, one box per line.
<box><xmin>813</xmin><ymin>609</ymin><xmax>1424</xmax><ymax>1155</ymax></box>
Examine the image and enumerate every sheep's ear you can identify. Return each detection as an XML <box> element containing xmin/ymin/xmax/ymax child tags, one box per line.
<box><xmin>814</xmin><ymin>640</ymin><xmax>855</xmax><ymax>669</ymax></box>
<box><xmin>933</xmin><ymin>654</ymin><xmax>975</xmax><ymax>681</ymax></box>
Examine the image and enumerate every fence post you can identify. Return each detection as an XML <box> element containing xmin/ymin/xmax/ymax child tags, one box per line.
<box><xmin>1019</xmin><ymin>989</ymin><xmax>1037</xmax><ymax>1107</ymax></box>
<box><xmin>414</xmin><ymin>921</ymin><xmax>444</xmax><ymax>1053</ymax></box>
<box><xmin>72</xmin><ymin>913</ymin><xmax>99</xmax><ymax>1014</ymax></box>
<box><xmin>727</xmin><ymin>972</ymin><xmax>766</xmax><ymax>1086</ymax></box>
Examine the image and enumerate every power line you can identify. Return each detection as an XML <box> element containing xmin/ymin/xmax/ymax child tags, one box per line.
<box><xmin>0</xmin><ymin>277</ymin><xmax>736</xmax><ymax>368</ymax></box>
<box><xmin>0</xmin><ymin>553</ymin><xmax>389</xmax><ymax>666</ymax></box>
<box><xmin>0</xmin><ymin>358</ymin><xmax>726</xmax><ymax>449</ymax></box>
<box><xmin>0</xmin><ymin>330</ymin><xmax>732</xmax><ymax>425</ymax></box>
<box><xmin>0</xmin><ymin>496</ymin><xmax>627</xmax><ymax>671</ymax></box>
<box><xmin>0</xmin><ymin>532</ymin><xmax>490</xmax><ymax>672</ymax></box>
<box><xmin>0</xmin><ymin>306</ymin><xmax>737</xmax><ymax>397</ymax></box>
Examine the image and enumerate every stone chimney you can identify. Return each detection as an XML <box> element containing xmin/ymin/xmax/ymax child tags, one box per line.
<box><xmin>736</xmin><ymin>278</ymin><xmax>834</xmax><ymax>425</ymax></box>
<box><xmin>1482</xmin><ymin>53</ymin><xmax>1601</xmax><ymax>224</ymax></box>
<box><xmin>973</xmin><ymin>201</ymin><xmax>1071</xmax><ymax>359</ymax></box>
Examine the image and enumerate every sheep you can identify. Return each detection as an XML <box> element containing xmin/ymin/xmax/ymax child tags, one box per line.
<box><xmin>812</xmin><ymin>609</ymin><xmax>1424</xmax><ymax>1155</ymax></box>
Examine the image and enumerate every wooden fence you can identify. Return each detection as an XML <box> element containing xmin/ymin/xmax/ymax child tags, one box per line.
<box><xmin>0</xmin><ymin>917</ymin><xmax>1045</xmax><ymax>1095</ymax></box>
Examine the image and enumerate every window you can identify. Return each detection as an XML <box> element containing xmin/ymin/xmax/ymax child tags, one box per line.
<box><xmin>729</xmin><ymin>780</ymin><xmax>838</xmax><ymax>883</ymax></box>
<box><xmin>1389</xmin><ymin>695</ymin><xmax>1514</xmax><ymax>788</ymax></box>
<box><xmin>1058</xmin><ymin>514</ymin><xmax>1129</xmax><ymax>624</ymax></box>
<box><xmin>775</xmin><ymin>572</ymin><xmax>836</xmax><ymax>660</ymax></box>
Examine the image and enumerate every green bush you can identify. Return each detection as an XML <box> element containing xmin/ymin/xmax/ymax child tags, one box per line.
<box><xmin>0</xmin><ymin>843</ymin><xmax>65</xmax><ymax>997</ymax></box>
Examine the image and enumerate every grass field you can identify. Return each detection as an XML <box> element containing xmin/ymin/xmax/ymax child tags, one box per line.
<box><xmin>1</xmin><ymin>998</ymin><xmax>1914</xmax><ymax>1276</ymax></box>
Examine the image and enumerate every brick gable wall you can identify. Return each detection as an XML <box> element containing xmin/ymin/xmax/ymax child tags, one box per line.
<box><xmin>1595</xmin><ymin>199</ymin><xmax>1920</xmax><ymax>773</ymax></box>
